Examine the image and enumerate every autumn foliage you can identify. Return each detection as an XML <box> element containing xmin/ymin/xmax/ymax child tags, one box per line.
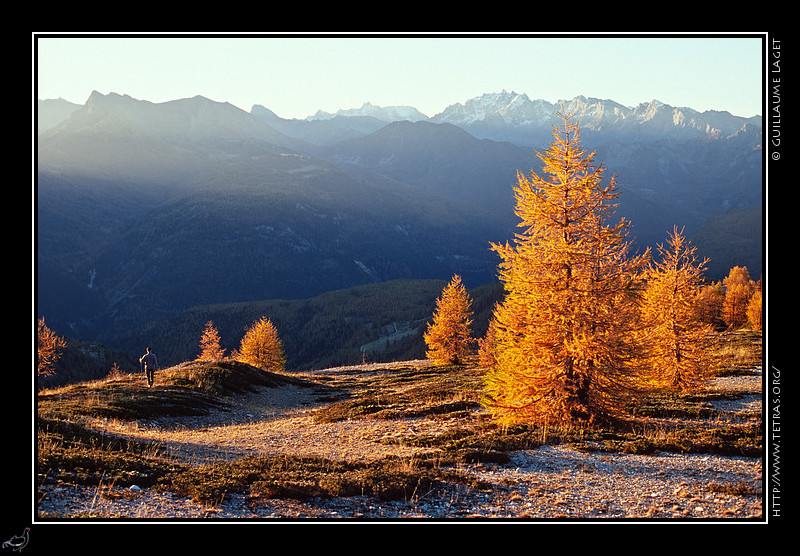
<box><xmin>722</xmin><ymin>266</ymin><xmax>755</xmax><ymax>329</ymax></box>
<box><xmin>37</xmin><ymin>317</ymin><xmax>65</xmax><ymax>377</ymax></box>
<box><xmin>235</xmin><ymin>316</ymin><xmax>286</xmax><ymax>372</ymax></box>
<box><xmin>424</xmin><ymin>275</ymin><xmax>474</xmax><ymax>365</ymax></box>
<box><xmin>197</xmin><ymin>320</ymin><xmax>226</xmax><ymax>361</ymax></box>
<box><xmin>477</xmin><ymin>317</ymin><xmax>498</xmax><ymax>368</ymax></box>
<box><xmin>746</xmin><ymin>285</ymin><xmax>762</xmax><ymax>331</ymax></box>
<box><xmin>638</xmin><ymin>227</ymin><xmax>717</xmax><ymax>391</ymax></box>
<box><xmin>479</xmin><ymin>115</ymin><xmax>763</xmax><ymax>428</ymax></box>
<box><xmin>483</xmin><ymin>114</ymin><xmax>648</xmax><ymax>426</ymax></box>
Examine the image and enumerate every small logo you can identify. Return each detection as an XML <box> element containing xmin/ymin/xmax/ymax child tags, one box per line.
<box><xmin>2</xmin><ymin>528</ymin><xmax>29</xmax><ymax>552</ymax></box>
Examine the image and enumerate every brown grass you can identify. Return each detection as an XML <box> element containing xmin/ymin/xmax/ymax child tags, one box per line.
<box><xmin>37</xmin><ymin>333</ymin><xmax>762</xmax><ymax>512</ymax></box>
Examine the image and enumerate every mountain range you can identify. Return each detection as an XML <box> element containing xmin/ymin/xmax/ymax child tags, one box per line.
<box><xmin>36</xmin><ymin>90</ymin><xmax>763</xmax><ymax>365</ymax></box>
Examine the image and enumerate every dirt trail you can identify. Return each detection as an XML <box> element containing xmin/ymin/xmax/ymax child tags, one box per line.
<box><xmin>84</xmin><ymin>363</ymin><xmax>455</xmax><ymax>464</ymax></box>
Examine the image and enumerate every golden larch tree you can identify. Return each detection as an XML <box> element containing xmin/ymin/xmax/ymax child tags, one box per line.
<box><xmin>638</xmin><ymin>227</ymin><xmax>718</xmax><ymax>392</ymax></box>
<box><xmin>37</xmin><ymin>317</ymin><xmax>65</xmax><ymax>377</ymax></box>
<box><xmin>483</xmin><ymin>114</ymin><xmax>648</xmax><ymax>427</ymax></box>
<box><xmin>235</xmin><ymin>316</ymin><xmax>286</xmax><ymax>372</ymax></box>
<box><xmin>478</xmin><ymin>316</ymin><xmax>499</xmax><ymax>368</ymax></box>
<box><xmin>197</xmin><ymin>320</ymin><xmax>226</xmax><ymax>361</ymax></box>
<box><xmin>722</xmin><ymin>266</ymin><xmax>754</xmax><ymax>329</ymax></box>
<box><xmin>746</xmin><ymin>281</ymin><xmax>762</xmax><ymax>331</ymax></box>
<box><xmin>424</xmin><ymin>274</ymin><xmax>474</xmax><ymax>365</ymax></box>
<box><xmin>694</xmin><ymin>281</ymin><xmax>725</xmax><ymax>329</ymax></box>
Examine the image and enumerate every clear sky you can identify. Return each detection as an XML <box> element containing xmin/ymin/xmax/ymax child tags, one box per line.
<box><xmin>34</xmin><ymin>33</ymin><xmax>765</xmax><ymax>120</ymax></box>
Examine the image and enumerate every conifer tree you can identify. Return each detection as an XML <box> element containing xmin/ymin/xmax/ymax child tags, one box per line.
<box><xmin>37</xmin><ymin>317</ymin><xmax>65</xmax><ymax>377</ymax></box>
<box><xmin>639</xmin><ymin>227</ymin><xmax>717</xmax><ymax>391</ymax></box>
<box><xmin>483</xmin><ymin>114</ymin><xmax>647</xmax><ymax>426</ymax></box>
<box><xmin>424</xmin><ymin>275</ymin><xmax>474</xmax><ymax>365</ymax></box>
<box><xmin>197</xmin><ymin>320</ymin><xmax>226</xmax><ymax>361</ymax></box>
<box><xmin>478</xmin><ymin>316</ymin><xmax>499</xmax><ymax>368</ymax></box>
<box><xmin>722</xmin><ymin>266</ymin><xmax>754</xmax><ymax>329</ymax></box>
<box><xmin>694</xmin><ymin>281</ymin><xmax>725</xmax><ymax>329</ymax></box>
<box><xmin>746</xmin><ymin>281</ymin><xmax>762</xmax><ymax>331</ymax></box>
<box><xmin>236</xmin><ymin>316</ymin><xmax>286</xmax><ymax>372</ymax></box>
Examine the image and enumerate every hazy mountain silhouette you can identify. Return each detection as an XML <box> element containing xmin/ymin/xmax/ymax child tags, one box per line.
<box><xmin>36</xmin><ymin>91</ymin><xmax>762</xmax><ymax>359</ymax></box>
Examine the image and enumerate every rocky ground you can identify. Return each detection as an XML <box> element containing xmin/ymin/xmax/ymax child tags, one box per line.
<box><xmin>36</xmin><ymin>364</ymin><xmax>764</xmax><ymax>521</ymax></box>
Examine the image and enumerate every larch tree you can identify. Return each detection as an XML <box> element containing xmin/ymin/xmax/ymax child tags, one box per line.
<box><xmin>746</xmin><ymin>280</ymin><xmax>762</xmax><ymax>331</ymax></box>
<box><xmin>639</xmin><ymin>227</ymin><xmax>717</xmax><ymax>392</ymax></box>
<box><xmin>37</xmin><ymin>317</ymin><xmax>65</xmax><ymax>377</ymax></box>
<box><xmin>722</xmin><ymin>266</ymin><xmax>754</xmax><ymax>329</ymax></box>
<box><xmin>483</xmin><ymin>114</ymin><xmax>648</xmax><ymax>427</ymax></box>
<box><xmin>424</xmin><ymin>274</ymin><xmax>474</xmax><ymax>365</ymax></box>
<box><xmin>197</xmin><ymin>320</ymin><xmax>226</xmax><ymax>361</ymax></box>
<box><xmin>478</xmin><ymin>316</ymin><xmax>499</xmax><ymax>368</ymax></box>
<box><xmin>236</xmin><ymin>316</ymin><xmax>286</xmax><ymax>372</ymax></box>
<box><xmin>694</xmin><ymin>281</ymin><xmax>725</xmax><ymax>329</ymax></box>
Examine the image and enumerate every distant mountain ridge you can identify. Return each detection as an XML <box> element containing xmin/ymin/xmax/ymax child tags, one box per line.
<box><xmin>308</xmin><ymin>101</ymin><xmax>429</xmax><ymax>123</ymax></box>
<box><xmin>36</xmin><ymin>90</ymin><xmax>762</xmax><ymax>363</ymax></box>
<box><xmin>429</xmin><ymin>91</ymin><xmax>762</xmax><ymax>147</ymax></box>
<box><xmin>38</xmin><ymin>89</ymin><xmax>762</xmax><ymax>147</ymax></box>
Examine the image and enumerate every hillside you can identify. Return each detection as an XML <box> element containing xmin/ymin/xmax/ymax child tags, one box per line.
<box><xmin>36</xmin><ymin>333</ymin><xmax>763</xmax><ymax>521</ymax></box>
<box><xmin>689</xmin><ymin>205</ymin><xmax>763</xmax><ymax>280</ymax></box>
<box><xmin>39</xmin><ymin>278</ymin><xmax>504</xmax><ymax>388</ymax></box>
<box><xmin>110</xmin><ymin>279</ymin><xmax>504</xmax><ymax>373</ymax></box>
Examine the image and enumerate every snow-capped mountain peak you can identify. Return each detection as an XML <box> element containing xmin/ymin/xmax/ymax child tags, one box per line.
<box><xmin>308</xmin><ymin>101</ymin><xmax>428</xmax><ymax>123</ymax></box>
<box><xmin>431</xmin><ymin>90</ymin><xmax>554</xmax><ymax>128</ymax></box>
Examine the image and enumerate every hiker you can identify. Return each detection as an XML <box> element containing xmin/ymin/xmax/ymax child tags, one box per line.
<box><xmin>139</xmin><ymin>346</ymin><xmax>159</xmax><ymax>387</ymax></box>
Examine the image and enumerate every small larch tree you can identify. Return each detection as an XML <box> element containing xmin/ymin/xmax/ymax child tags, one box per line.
<box><xmin>37</xmin><ymin>317</ymin><xmax>65</xmax><ymax>377</ymax></box>
<box><xmin>483</xmin><ymin>114</ymin><xmax>648</xmax><ymax>427</ymax></box>
<box><xmin>235</xmin><ymin>316</ymin><xmax>286</xmax><ymax>372</ymax></box>
<box><xmin>694</xmin><ymin>281</ymin><xmax>725</xmax><ymax>329</ymax></box>
<box><xmin>478</xmin><ymin>316</ymin><xmax>499</xmax><ymax>368</ymax></box>
<box><xmin>638</xmin><ymin>227</ymin><xmax>718</xmax><ymax>392</ymax></box>
<box><xmin>746</xmin><ymin>281</ymin><xmax>762</xmax><ymax>331</ymax></box>
<box><xmin>722</xmin><ymin>266</ymin><xmax>754</xmax><ymax>329</ymax></box>
<box><xmin>424</xmin><ymin>274</ymin><xmax>474</xmax><ymax>365</ymax></box>
<box><xmin>197</xmin><ymin>320</ymin><xmax>226</xmax><ymax>361</ymax></box>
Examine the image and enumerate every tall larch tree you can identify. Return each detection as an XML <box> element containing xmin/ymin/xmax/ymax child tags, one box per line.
<box><xmin>483</xmin><ymin>114</ymin><xmax>648</xmax><ymax>427</ymax></box>
<box><xmin>424</xmin><ymin>274</ymin><xmax>474</xmax><ymax>365</ymax></box>
<box><xmin>197</xmin><ymin>320</ymin><xmax>226</xmax><ymax>361</ymax></box>
<box><xmin>722</xmin><ymin>266</ymin><xmax>754</xmax><ymax>329</ymax></box>
<box><xmin>236</xmin><ymin>316</ymin><xmax>286</xmax><ymax>372</ymax></box>
<box><xmin>639</xmin><ymin>227</ymin><xmax>717</xmax><ymax>392</ymax></box>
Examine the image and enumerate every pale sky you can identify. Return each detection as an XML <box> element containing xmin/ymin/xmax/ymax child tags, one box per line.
<box><xmin>34</xmin><ymin>33</ymin><xmax>765</xmax><ymax>120</ymax></box>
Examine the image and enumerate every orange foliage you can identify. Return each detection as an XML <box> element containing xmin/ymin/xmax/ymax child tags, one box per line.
<box><xmin>638</xmin><ymin>227</ymin><xmax>718</xmax><ymax>391</ymax></box>
<box><xmin>746</xmin><ymin>284</ymin><xmax>762</xmax><ymax>331</ymax></box>
<box><xmin>722</xmin><ymin>266</ymin><xmax>755</xmax><ymax>329</ymax></box>
<box><xmin>483</xmin><ymin>114</ymin><xmax>648</xmax><ymax>426</ymax></box>
<box><xmin>197</xmin><ymin>320</ymin><xmax>226</xmax><ymax>360</ymax></box>
<box><xmin>235</xmin><ymin>316</ymin><xmax>286</xmax><ymax>372</ymax></box>
<box><xmin>477</xmin><ymin>317</ymin><xmax>498</xmax><ymax>368</ymax></box>
<box><xmin>424</xmin><ymin>275</ymin><xmax>474</xmax><ymax>365</ymax></box>
<box><xmin>694</xmin><ymin>281</ymin><xmax>725</xmax><ymax>328</ymax></box>
<box><xmin>37</xmin><ymin>317</ymin><xmax>65</xmax><ymax>377</ymax></box>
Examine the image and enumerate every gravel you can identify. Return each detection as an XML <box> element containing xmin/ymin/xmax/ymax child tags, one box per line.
<box><xmin>37</xmin><ymin>444</ymin><xmax>762</xmax><ymax>520</ymax></box>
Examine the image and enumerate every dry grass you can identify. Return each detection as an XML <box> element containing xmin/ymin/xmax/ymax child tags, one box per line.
<box><xmin>37</xmin><ymin>334</ymin><xmax>762</xmax><ymax>513</ymax></box>
<box><xmin>713</xmin><ymin>330</ymin><xmax>763</xmax><ymax>375</ymax></box>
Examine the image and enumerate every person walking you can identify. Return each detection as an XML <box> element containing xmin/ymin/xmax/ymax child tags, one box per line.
<box><xmin>139</xmin><ymin>346</ymin><xmax>159</xmax><ymax>387</ymax></box>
